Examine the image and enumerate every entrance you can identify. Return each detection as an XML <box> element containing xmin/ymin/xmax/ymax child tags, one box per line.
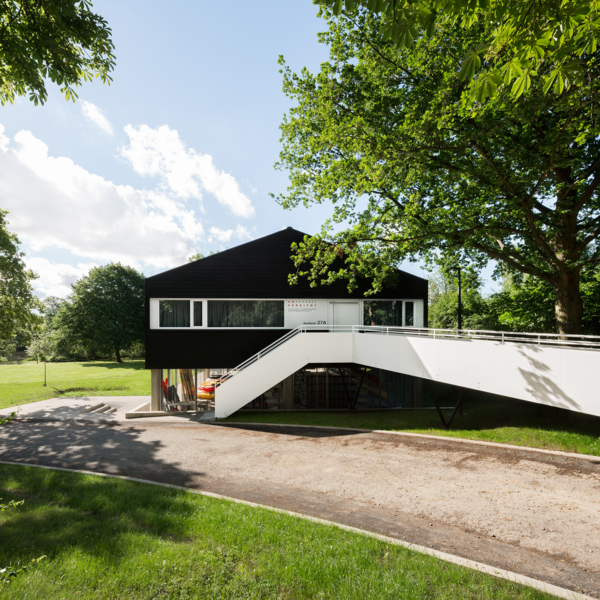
<box><xmin>332</xmin><ymin>301</ymin><xmax>360</xmax><ymax>328</ymax></box>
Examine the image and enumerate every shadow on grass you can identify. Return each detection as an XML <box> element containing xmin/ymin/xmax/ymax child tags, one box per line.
<box><xmin>79</xmin><ymin>360</ymin><xmax>145</xmax><ymax>371</ymax></box>
<box><xmin>0</xmin><ymin>463</ymin><xmax>201</xmax><ymax>565</ymax></box>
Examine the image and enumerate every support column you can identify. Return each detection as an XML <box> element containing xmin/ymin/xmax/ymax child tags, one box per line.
<box><xmin>412</xmin><ymin>376</ymin><xmax>423</xmax><ymax>408</ymax></box>
<box><xmin>150</xmin><ymin>369</ymin><xmax>162</xmax><ymax>411</ymax></box>
<box><xmin>282</xmin><ymin>373</ymin><xmax>294</xmax><ymax>409</ymax></box>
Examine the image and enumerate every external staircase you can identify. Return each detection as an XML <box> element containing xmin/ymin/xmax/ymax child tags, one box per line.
<box><xmin>214</xmin><ymin>325</ymin><xmax>600</xmax><ymax>419</ymax></box>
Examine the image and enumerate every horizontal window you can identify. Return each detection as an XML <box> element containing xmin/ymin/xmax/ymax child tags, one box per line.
<box><xmin>363</xmin><ymin>300</ymin><xmax>402</xmax><ymax>327</ymax></box>
<box><xmin>160</xmin><ymin>300</ymin><xmax>190</xmax><ymax>328</ymax></box>
<box><xmin>208</xmin><ymin>300</ymin><xmax>284</xmax><ymax>327</ymax></box>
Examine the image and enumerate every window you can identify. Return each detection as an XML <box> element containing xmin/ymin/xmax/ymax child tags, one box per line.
<box><xmin>193</xmin><ymin>301</ymin><xmax>203</xmax><ymax>327</ymax></box>
<box><xmin>405</xmin><ymin>301</ymin><xmax>414</xmax><ymax>326</ymax></box>
<box><xmin>363</xmin><ymin>300</ymin><xmax>402</xmax><ymax>327</ymax></box>
<box><xmin>208</xmin><ymin>300</ymin><xmax>284</xmax><ymax>327</ymax></box>
<box><xmin>159</xmin><ymin>300</ymin><xmax>190</xmax><ymax>327</ymax></box>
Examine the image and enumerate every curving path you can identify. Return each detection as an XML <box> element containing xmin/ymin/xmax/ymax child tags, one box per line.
<box><xmin>0</xmin><ymin>411</ymin><xmax>599</xmax><ymax>597</ymax></box>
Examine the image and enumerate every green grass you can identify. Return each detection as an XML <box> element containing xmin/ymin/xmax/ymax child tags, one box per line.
<box><xmin>0</xmin><ymin>464</ymin><xmax>558</xmax><ymax>599</ymax></box>
<box><xmin>223</xmin><ymin>392</ymin><xmax>600</xmax><ymax>457</ymax></box>
<box><xmin>0</xmin><ymin>360</ymin><xmax>149</xmax><ymax>410</ymax></box>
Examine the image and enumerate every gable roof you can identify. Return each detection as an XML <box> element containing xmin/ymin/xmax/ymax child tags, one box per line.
<box><xmin>145</xmin><ymin>227</ymin><xmax>427</xmax><ymax>300</ymax></box>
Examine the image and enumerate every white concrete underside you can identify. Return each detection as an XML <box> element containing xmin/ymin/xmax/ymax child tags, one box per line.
<box><xmin>215</xmin><ymin>331</ymin><xmax>600</xmax><ymax>419</ymax></box>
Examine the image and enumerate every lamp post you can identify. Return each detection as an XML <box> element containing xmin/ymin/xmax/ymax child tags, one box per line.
<box><xmin>457</xmin><ymin>267</ymin><xmax>462</xmax><ymax>331</ymax></box>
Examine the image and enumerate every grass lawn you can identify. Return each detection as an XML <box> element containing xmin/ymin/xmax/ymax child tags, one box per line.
<box><xmin>0</xmin><ymin>463</ymin><xmax>558</xmax><ymax>599</ymax></box>
<box><xmin>223</xmin><ymin>391</ymin><xmax>600</xmax><ymax>457</ymax></box>
<box><xmin>0</xmin><ymin>360</ymin><xmax>149</xmax><ymax>410</ymax></box>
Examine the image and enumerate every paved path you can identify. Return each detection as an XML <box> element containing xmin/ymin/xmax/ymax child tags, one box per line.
<box><xmin>0</xmin><ymin>407</ymin><xmax>599</xmax><ymax>597</ymax></box>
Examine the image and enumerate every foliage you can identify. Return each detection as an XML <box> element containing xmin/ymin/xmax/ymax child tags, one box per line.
<box><xmin>0</xmin><ymin>411</ymin><xmax>17</xmax><ymax>425</ymax></box>
<box><xmin>187</xmin><ymin>252</ymin><xmax>203</xmax><ymax>262</ymax></box>
<box><xmin>0</xmin><ymin>339</ymin><xmax>16</xmax><ymax>360</ymax></box>
<box><xmin>42</xmin><ymin>297</ymin><xmax>64</xmax><ymax>330</ymax></box>
<box><xmin>0</xmin><ymin>0</ymin><xmax>115</xmax><ymax>105</ymax></box>
<box><xmin>275</xmin><ymin>8</ymin><xmax>600</xmax><ymax>333</ymax></box>
<box><xmin>55</xmin><ymin>264</ymin><xmax>145</xmax><ymax>363</ymax></box>
<box><xmin>0</xmin><ymin>211</ymin><xmax>43</xmax><ymax>341</ymax></box>
<box><xmin>315</xmin><ymin>0</ymin><xmax>600</xmax><ymax>101</ymax></box>
<box><xmin>488</xmin><ymin>264</ymin><xmax>600</xmax><ymax>334</ymax></box>
<box><xmin>429</xmin><ymin>287</ymin><xmax>498</xmax><ymax>330</ymax></box>
<box><xmin>26</xmin><ymin>329</ymin><xmax>59</xmax><ymax>362</ymax></box>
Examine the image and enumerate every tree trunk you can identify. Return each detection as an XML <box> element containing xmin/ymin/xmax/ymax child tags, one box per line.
<box><xmin>554</xmin><ymin>270</ymin><xmax>583</xmax><ymax>335</ymax></box>
<box><xmin>115</xmin><ymin>347</ymin><xmax>122</xmax><ymax>363</ymax></box>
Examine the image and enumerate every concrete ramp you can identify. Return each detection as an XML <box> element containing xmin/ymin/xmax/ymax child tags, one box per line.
<box><xmin>214</xmin><ymin>326</ymin><xmax>600</xmax><ymax>419</ymax></box>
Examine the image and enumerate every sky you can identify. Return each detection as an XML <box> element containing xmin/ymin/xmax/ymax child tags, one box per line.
<box><xmin>1</xmin><ymin>0</ymin><xmax>436</xmax><ymax>299</ymax></box>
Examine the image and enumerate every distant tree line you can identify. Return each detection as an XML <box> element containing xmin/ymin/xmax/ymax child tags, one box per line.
<box><xmin>429</xmin><ymin>265</ymin><xmax>600</xmax><ymax>335</ymax></box>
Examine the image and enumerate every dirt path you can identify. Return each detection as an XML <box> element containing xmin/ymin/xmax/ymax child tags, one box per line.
<box><xmin>1</xmin><ymin>419</ymin><xmax>599</xmax><ymax>597</ymax></box>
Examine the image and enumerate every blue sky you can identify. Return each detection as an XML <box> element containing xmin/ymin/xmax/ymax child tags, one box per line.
<box><xmin>1</xmin><ymin>0</ymin><xmax>435</xmax><ymax>298</ymax></box>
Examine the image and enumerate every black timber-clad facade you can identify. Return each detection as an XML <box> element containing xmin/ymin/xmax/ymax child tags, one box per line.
<box><xmin>145</xmin><ymin>228</ymin><xmax>428</xmax><ymax>369</ymax></box>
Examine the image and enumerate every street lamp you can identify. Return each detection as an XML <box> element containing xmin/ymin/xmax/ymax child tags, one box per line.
<box><xmin>449</xmin><ymin>266</ymin><xmax>462</xmax><ymax>331</ymax></box>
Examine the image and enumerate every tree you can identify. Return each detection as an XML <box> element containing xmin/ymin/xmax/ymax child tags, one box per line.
<box><xmin>0</xmin><ymin>0</ymin><xmax>115</xmax><ymax>106</ymax></box>
<box><xmin>315</xmin><ymin>0</ymin><xmax>600</xmax><ymax>101</ymax></box>
<box><xmin>56</xmin><ymin>263</ymin><xmax>145</xmax><ymax>362</ymax></box>
<box><xmin>26</xmin><ymin>328</ymin><xmax>59</xmax><ymax>385</ymax></box>
<box><xmin>0</xmin><ymin>210</ymin><xmax>43</xmax><ymax>340</ymax></box>
<box><xmin>187</xmin><ymin>253</ymin><xmax>203</xmax><ymax>262</ymax></box>
<box><xmin>487</xmin><ymin>264</ymin><xmax>600</xmax><ymax>334</ymax></box>
<box><xmin>274</xmin><ymin>8</ymin><xmax>600</xmax><ymax>334</ymax></box>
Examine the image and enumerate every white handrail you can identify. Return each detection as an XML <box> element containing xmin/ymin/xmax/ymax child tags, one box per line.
<box><xmin>218</xmin><ymin>324</ymin><xmax>600</xmax><ymax>386</ymax></box>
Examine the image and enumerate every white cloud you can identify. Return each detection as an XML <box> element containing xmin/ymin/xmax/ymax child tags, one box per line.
<box><xmin>209</xmin><ymin>226</ymin><xmax>233</xmax><ymax>243</ymax></box>
<box><xmin>0</xmin><ymin>125</ymin><xmax>203</xmax><ymax>280</ymax></box>
<box><xmin>121</xmin><ymin>124</ymin><xmax>255</xmax><ymax>218</ymax></box>
<box><xmin>208</xmin><ymin>224</ymin><xmax>254</xmax><ymax>244</ymax></box>
<box><xmin>26</xmin><ymin>258</ymin><xmax>98</xmax><ymax>298</ymax></box>
<box><xmin>81</xmin><ymin>101</ymin><xmax>113</xmax><ymax>135</ymax></box>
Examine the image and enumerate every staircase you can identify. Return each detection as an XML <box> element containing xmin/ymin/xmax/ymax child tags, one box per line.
<box><xmin>214</xmin><ymin>325</ymin><xmax>600</xmax><ymax>419</ymax></box>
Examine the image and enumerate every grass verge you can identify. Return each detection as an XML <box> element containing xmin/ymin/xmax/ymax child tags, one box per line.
<box><xmin>222</xmin><ymin>393</ymin><xmax>600</xmax><ymax>457</ymax></box>
<box><xmin>0</xmin><ymin>360</ymin><xmax>149</xmax><ymax>410</ymax></box>
<box><xmin>0</xmin><ymin>463</ymin><xmax>558</xmax><ymax>599</ymax></box>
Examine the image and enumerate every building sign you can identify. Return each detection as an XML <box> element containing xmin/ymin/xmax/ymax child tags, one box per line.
<box><xmin>284</xmin><ymin>299</ymin><xmax>328</xmax><ymax>328</ymax></box>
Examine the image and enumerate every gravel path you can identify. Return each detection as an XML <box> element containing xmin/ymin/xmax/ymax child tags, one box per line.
<box><xmin>0</xmin><ymin>417</ymin><xmax>599</xmax><ymax>597</ymax></box>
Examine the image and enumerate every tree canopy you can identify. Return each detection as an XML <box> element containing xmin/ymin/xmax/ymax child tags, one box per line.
<box><xmin>275</xmin><ymin>7</ymin><xmax>600</xmax><ymax>334</ymax></box>
<box><xmin>56</xmin><ymin>263</ymin><xmax>145</xmax><ymax>362</ymax></box>
<box><xmin>0</xmin><ymin>210</ymin><xmax>42</xmax><ymax>340</ymax></box>
<box><xmin>0</xmin><ymin>0</ymin><xmax>115</xmax><ymax>105</ymax></box>
<box><xmin>315</xmin><ymin>0</ymin><xmax>600</xmax><ymax>101</ymax></box>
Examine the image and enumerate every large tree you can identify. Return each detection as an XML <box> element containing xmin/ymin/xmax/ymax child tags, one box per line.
<box><xmin>315</xmin><ymin>0</ymin><xmax>600</xmax><ymax>101</ymax></box>
<box><xmin>274</xmin><ymin>7</ymin><xmax>600</xmax><ymax>334</ymax></box>
<box><xmin>57</xmin><ymin>263</ymin><xmax>144</xmax><ymax>362</ymax></box>
<box><xmin>0</xmin><ymin>0</ymin><xmax>115</xmax><ymax>105</ymax></box>
<box><xmin>0</xmin><ymin>210</ymin><xmax>42</xmax><ymax>340</ymax></box>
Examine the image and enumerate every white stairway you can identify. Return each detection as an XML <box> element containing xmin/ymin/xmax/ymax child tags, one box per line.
<box><xmin>214</xmin><ymin>326</ymin><xmax>600</xmax><ymax>419</ymax></box>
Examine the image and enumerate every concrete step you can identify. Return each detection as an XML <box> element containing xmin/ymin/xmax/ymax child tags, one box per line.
<box><xmin>91</xmin><ymin>404</ymin><xmax>111</xmax><ymax>414</ymax></box>
<box><xmin>80</xmin><ymin>403</ymin><xmax>105</xmax><ymax>414</ymax></box>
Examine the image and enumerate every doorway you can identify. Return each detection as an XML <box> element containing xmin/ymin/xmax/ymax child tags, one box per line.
<box><xmin>331</xmin><ymin>301</ymin><xmax>360</xmax><ymax>328</ymax></box>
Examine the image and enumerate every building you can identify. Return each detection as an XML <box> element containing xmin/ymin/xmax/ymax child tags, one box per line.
<box><xmin>145</xmin><ymin>227</ymin><xmax>428</xmax><ymax>414</ymax></box>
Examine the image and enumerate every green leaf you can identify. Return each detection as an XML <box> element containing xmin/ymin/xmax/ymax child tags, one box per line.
<box><xmin>511</xmin><ymin>72</ymin><xmax>531</xmax><ymax>98</ymax></box>
<box><xmin>542</xmin><ymin>71</ymin><xmax>558</xmax><ymax>93</ymax></box>
<box><xmin>458</xmin><ymin>52</ymin><xmax>481</xmax><ymax>81</ymax></box>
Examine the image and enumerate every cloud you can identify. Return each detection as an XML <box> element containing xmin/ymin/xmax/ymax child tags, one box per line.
<box><xmin>208</xmin><ymin>224</ymin><xmax>254</xmax><ymax>244</ymax></box>
<box><xmin>121</xmin><ymin>124</ymin><xmax>255</xmax><ymax>218</ymax></box>
<box><xmin>26</xmin><ymin>258</ymin><xmax>98</xmax><ymax>298</ymax></box>
<box><xmin>209</xmin><ymin>226</ymin><xmax>233</xmax><ymax>243</ymax></box>
<box><xmin>81</xmin><ymin>101</ymin><xmax>113</xmax><ymax>135</ymax></box>
<box><xmin>0</xmin><ymin>125</ymin><xmax>203</xmax><ymax>276</ymax></box>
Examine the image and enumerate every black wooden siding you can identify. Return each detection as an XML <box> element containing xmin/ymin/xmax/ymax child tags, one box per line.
<box><xmin>145</xmin><ymin>228</ymin><xmax>428</xmax><ymax>369</ymax></box>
